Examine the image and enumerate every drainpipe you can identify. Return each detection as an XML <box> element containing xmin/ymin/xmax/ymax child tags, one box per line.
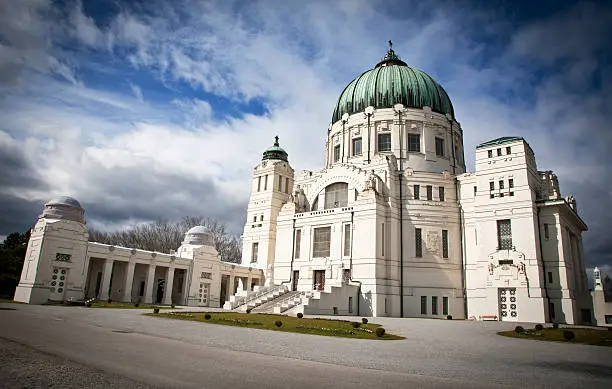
<box><xmin>449</xmin><ymin>117</ymin><xmax>456</xmax><ymax>175</ymax></box>
<box><xmin>458</xmin><ymin>196</ymin><xmax>467</xmax><ymax>318</ymax></box>
<box><xmin>347</xmin><ymin>211</ymin><xmax>362</xmax><ymax>315</ymax></box>
<box><xmin>280</xmin><ymin>218</ymin><xmax>297</xmax><ymax>288</ymax></box>
<box><xmin>365</xmin><ymin>109</ymin><xmax>373</xmax><ymax>164</ymax></box>
<box><xmin>341</xmin><ymin>118</ymin><xmax>346</xmax><ymax>164</ymax></box>
<box><xmin>537</xmin><ymin>207</ymin><xmax>552</xmax><ymax>322</ymax></box>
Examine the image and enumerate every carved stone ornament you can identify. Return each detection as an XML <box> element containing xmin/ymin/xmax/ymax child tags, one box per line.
<box><xmin>426</xmin><ymin>231</ymin><xmax>441</xmax><ymax>254</ymax></box>
<box><xmin>363</xmin><ymin>170</ymin><xmax>377</xmax><ymax>193</ymax></box>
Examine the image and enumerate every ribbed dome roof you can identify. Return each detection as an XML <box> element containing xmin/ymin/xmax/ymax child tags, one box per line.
<box><xmin>183</xmin><ymin>225</ymin><xmax>214</xmax><ymax>246</ymax></box>
<box><xmin>262</xmin><ymin>136</ymin><xmax>288</xmax><ymax>162</ymax></box>
<box><xmin>186</xmin><ymin>226</ymin><xmax>209</xmax><ymax>235</ymax></box>
<box><xmin>332</xmin><ymin>43</ymin><xmax>454</xmax><ymax>123</ymax></box>
<box><xmin>45</xmin><ymin>195</ymin><xmax>82</xmax><ymax>208</ymax></box>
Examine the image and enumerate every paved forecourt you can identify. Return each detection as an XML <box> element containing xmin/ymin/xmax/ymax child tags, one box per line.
<box><xmin>1</xmin><ymin>303</ymin><xmax>611</xmax><ymax>388</ymax></box>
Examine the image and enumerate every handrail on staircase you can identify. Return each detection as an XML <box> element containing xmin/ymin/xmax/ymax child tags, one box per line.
<box><xmin>234</xmin><ymin>284</ymin><xmax>286</xmax><ymax>308</ymax></box>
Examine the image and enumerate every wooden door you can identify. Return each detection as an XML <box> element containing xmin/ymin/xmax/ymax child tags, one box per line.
<box><xmin>313</xmin><ymin>270</ymin><xmax>325</xmax><ymax>291</ymax></box>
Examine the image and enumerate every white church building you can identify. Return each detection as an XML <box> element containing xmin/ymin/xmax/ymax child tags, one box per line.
<box><xmin>14</xmin><ymin>45</ymin><xmax>597</xmax><ymax>325</ymax></box>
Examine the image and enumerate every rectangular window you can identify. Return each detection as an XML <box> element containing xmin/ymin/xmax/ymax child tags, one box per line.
<box><xmin>497</xmin><ymin>148</ymin><xmax>502</xmax><ymax>156</ymax></box>
<box><xmin>415</xmin><ymin>228</ymin><xmax>422</xmax><ymax>258</ymax></box>
<box><xmin>442</xmin><ymin>230</ymin><xmax>449</xmax><ymax>258</ymax></box>
<box><xmin>201</xmin><ymin>272</ymin><xmax>212</xmax><ymax>279</ymax></box>
<box><xmin>257</xmin><ymin>176</ymin><xmax>262</xmax><ymax>192</ymax></box>
<box><xmin>421</xmin><ymin>296</ymin><xmax>427</xmax><ymax>314</ymax></box>
<box><xmin>378</xmin><ymin>133</ymin><xmax>391</xmax><ymax>152</ymax></box>
<box><xmin>499</xmin><ymin>180</ymin><xmax>504</xmax><ymax>190</ymax></box>
<box><xmin>260</xmin><ymin>214</ymin><xmax>264</xmax><ymax>222</ymax></box>
<box><xmin>489</xmin><ymin>181</ymin><xmax>495</xmax><ymax>191</ymax></box>
<box><xmin>252</xmin><ymin>215</ymin><xmax>257</xmax><ymax>223</ymax></box>
<box><xmin>435</xmin><ymin>137</ymin><xmax>445</xmax><ymax>157</ymax></box>
<box><xmin>497</xmin><ymin>219</ymin><xmax>513</xmax><ymax>250</ymax></box>
<box><xmin>348</xmin><ymin>296</ymin><xmax>353</xmax><ymax>314</ymax></box>
<box><xmin>279</xmin><ymin>175</ymin><xmax>283</xmax><ymax>191</ymax></box>
<box><xmin>474</xmin><ymin>186</ymin><xmax>477</xmax><ymax>197</ymax></box>
<box><xmin>285</xmin><ymin>177</ymin><xmax>289</xmax><ymax>194</ymax></box>
<box><xmin>334</xmin><ymin>144</ymin><xmax>340</xmax><ymax>162</ymax></box>
<box><xmin>439</xmin><ymin>186</ymin><xmax>445</xmax><ymax>201</ymax></box>
<box><xmin>251</xmin><ymin>242</ymin><xmax>259</xmax><ymax>263</ymax></box>
<box><xmin>426</xmin><ymin>185</ymin><xmax>433</xmax><ymax>200</ymax></box>
<box><xmin>295</xmin><ymin>230</ymin><xmax>301</xmax><ymax>259</ymax></box>
<box><xmin>264</xmin><ymin>175</ymin><xmax>268</xmax><ymax>190</ymax></box>
<box><xmin>313</xmin><ymin>227</ymin><xmax>331</xmax><ymax>257</ymax></box>
<box><xmin>413</xmin><ymin>185</ymin><xmax>420</xmax><ymax>200</ymax></box>
<box><xmin>488</xmin><ymin>149</ymin><xmax>493</xmax><ymax>158</ymax></box>
<box><xmin>548</xmin><ymin>271</ymin><xmax>553</xmax><ymax>284</ymax></box>
<box><xmin>499</xmin><ymin>260</ymin><xmax>513</xmax><ymax>265</ymax></box>
<box><xmin>381</xmin><ymin>223</ymin><xmax>385</xmax><ymax>257</ymax></box>
<box><xmin>343</xmin><ymin>224</ymin><xmax>351</xmax><ymax>257</ymax></box>
<box><xmin>508</xmin><ymin>178</ymin><xmax>514</xmax><ymax>196</ymax></box>
<box><xmin>343</xmin><ymin>269</ymin><xmax>351</xmax><ymax>283</ymax></box>
<box><xmin>408</xmin><ymin>133</ymin><xmax>420</xmax><ymax>152</ymax></box>
<box><xmin>442</xmin><ymin>296</ymin><xmax>449</xmax><ymax>315</ymax></box>
<box><xmin>544</xmin><ymin>223</ymin><xmax>549</xmax><ymax>240</ymax></box>
<box><xmin>352</xmin><ymin>138</ymin><xmax>362</xmax><ymax>156</ymax></box>
<box><xmin>432</xmin><ymin>296</ymin><xmax>438</xmax><ymax>315</ymax></box>
<box><xmin>605</xmin><ymin>315</ymin><xmax>612</xmax><ymax>324</ymax></box>
<box><xmin>506</xmin><ymin>146</ymin><xmax>511</xmax><ymax>154</ymax></box>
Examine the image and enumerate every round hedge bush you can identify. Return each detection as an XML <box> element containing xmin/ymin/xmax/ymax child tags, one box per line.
<box><xmin>297</xmin><ymin>312</ymin><xmax>304</xmax><ymax>318</ymax></box>
<box><xmin>351</xmin><ymin>321</ymin><xmax>361</xmax><ymax>328</ymax></box>
<box><xmin>534</xmin><ymin>324</ymin><xmax>544</xmax><ymax>331</ymax></box>
<box><xmin>361</xmin><ymin>318</ymin><xmax>368</xmax><ymax>324</ymax></box>
<box><xmin>246</xmin><ymin>308</ymin><xmax>252</xmax><ymax>314</ymax></box>
<box><xmin>275</xmin><ymin>320</ymin><xmax>283</xmax><ymax>327</ymax></box>
<box><xmin>134</xmin><ymin>303</ymin><xmax>139</xmax><ymax>308</ymax></box>
<box><xmin>552</xmin><ymin>323</ymin><xmax>559</xmax><ymax>329</ymax></box>
<box><xmin>375</xmin><ymin>327</ymin><xmax>386</xmax><ymax>337</ymax></box>
<box><xmin>514</xmin><ymin>326</ymin><xmax>525</xmax><ymax>334</ymax></box>
<box><xmin>563</xmin><ymin>330</ymin><xmax>575</xmax><ymax>341</ymax></box>
<box><xmin>204</xmin><ymin>314</ymin><xmax>211</xmax><ymax>320</ymax></box>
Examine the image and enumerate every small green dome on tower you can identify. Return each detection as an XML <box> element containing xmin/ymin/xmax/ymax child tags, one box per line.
<box><xmin>262</xmin><ymin>136</ymin><xmax>288</xmax><ymax>162</ymax></box>
<box><xmin>332</xmin><ymin>41</ymin><xmax>454</xmax><ymax>123</ymax></box>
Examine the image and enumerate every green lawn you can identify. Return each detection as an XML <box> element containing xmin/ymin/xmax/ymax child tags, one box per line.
<box><xmin>498</xmin><ymin>327</ymin><xmax>612</xmax><ymax>347</ymax></box>
<box><xmin>147</xmin><ymin>311</ymin><xmax>404</xmax><ymax>340</ymax></box>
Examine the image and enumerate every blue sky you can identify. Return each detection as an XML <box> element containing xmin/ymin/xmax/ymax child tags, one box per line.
<box><xmin>0</xmin><ymin>0</ymin><xmax>611</xmax><ymax>273</ymax></box>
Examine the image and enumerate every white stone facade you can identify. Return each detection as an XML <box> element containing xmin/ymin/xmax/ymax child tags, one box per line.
<box><xmin>14</xmin><ymin>198</ymin><xmax>263</xmax><ymax>307</ymax></box>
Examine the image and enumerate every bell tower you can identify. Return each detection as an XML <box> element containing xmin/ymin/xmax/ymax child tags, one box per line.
<box><xmin>241</xmin><ymin>137</ymin><xmax>294</xmax><ymax>274</ymax></box>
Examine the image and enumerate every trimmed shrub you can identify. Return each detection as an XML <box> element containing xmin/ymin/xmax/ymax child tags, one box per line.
<box><xmin>552</xmin><ymin>323</ymin><xmax>559</xmax><ymax>329</ymax></box>
<box><xmin>446</xmin><ymin>315</ymin><xmax>453</xmax><ymax>320</ymax></box>
<box><xmin>514</xmin><ymin>326</ymin><xmax>525</xmax><ymax>334</ymax></box>
<box><xmin>107</xmin><ymin>298</ymin><xmax>112</xmax><ymax>303</ymax></box>
<box><xmin>534</xmin><ymin>324</ymin><xmax>544</xmax><ymax>331</ymax></box>
<box><xmin>297</xmin><ymin>312</ymin><xmax>304</xmax><ymax>319</ymax></box>
<box><xmin>351</xmin><ymin>321</ymin><xmax>361</xmax><ymax>328</ymax></box>
<box><xmin>153</xmin><ymin>308</ymin><xmax>160</xmax><ymax>314</ymax></box>
<box><xmin>361</xmin><ymin>318</ymin><xmax>368</xmax><ymax>324</ymax></box>
<box><xmin>563</xmin><ymin>330</ymin><xmax>575</xmax><ymax>341</ymax></box>
<box><xmin>204</xmin><ymin>314</ymin><xmax>211</xmax><ymax>320</ymax></box>
<box><xmin>375</xmin><ymin>327</ymin><xmax>386</xmax><ymax>337</ymax></box>
<box><xmin>134</xmin><ymin>303</ymin><xmax>139</xmax><ymax>308</ymax></box>
<box><xmin>171</xmin><ymin>304</ymin><xmax>175</xmax><ymax>309</ymax></box>
<box><xmin>274</xmin><ymin>320</ymin><xmax>283</xmax><ymax>327</ymax></box>
<box><xmin>246</xmin><ymin>308</ymin><xmax>252</xmax><ymax>314</ymax></box>
<box><xmin>86</xmin><ymin>302</ymin><xmax>92</xmax><ymax>307</ymax></box>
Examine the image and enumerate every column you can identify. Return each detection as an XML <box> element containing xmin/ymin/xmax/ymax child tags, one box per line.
<box><xmin>182</xmin><ymin>268</ymin><xmax>191</xmax><ymax>306</ymax></box>
<box><xmin>143</xmin><ymin>265</ymin><xmax>156</xmax><ymax>304</ymax></box>
<box><xmin>98</xmin><ymin>259</ymin><xmax>114</xmax><ymax>301</ymax></box>
<box><xmin>226</xmin><ymin>275</ymin><xmax>235</xmax><ymax>301</ymax></box>
<box><xmin>237</xmin><ymin>277</ymin><xmax>244</xmax><ymax>293</ymax></box>
<box><xmin>163</xmin><ymin>266</ymin><xmax>175</xmax><ymax>305</ymax></box>
<box><xmin>122</xmin><ymin>262</ymin><xmax>136</xmax><ymax>303</ymax></box>
<box><xmin>247</xmin><ymin>274</ymin><xmax>253</xmax><ymax>292</ymax></box>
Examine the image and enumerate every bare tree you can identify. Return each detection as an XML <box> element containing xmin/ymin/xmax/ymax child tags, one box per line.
<box><xmin>88</xmin><ymin>217</ymin><xmax>242</xmax><ymax>263</ymax></box>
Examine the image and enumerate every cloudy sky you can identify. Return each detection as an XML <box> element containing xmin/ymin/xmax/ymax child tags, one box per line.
<box><xmin>0</xmin><ymin>0</ymin><xmax>610</xmax><ymax>271</ymax></box>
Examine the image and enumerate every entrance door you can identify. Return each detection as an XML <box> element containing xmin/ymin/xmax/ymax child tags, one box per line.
<box><xmin>199</xmin><ymin>282</ymin><xmax>210</xmax><ymax>306</ymax></box>
<box><xmin>292</xmin><ymin>270</ymin><xmax>299</xmax><ymax>291</ymax></box>
<box><xmin>50</xmin><ymin>267</ymin><xmax>68</xmax><ymax>301</ymax></box>
<box><xmin>313</xmin><ymin>270</ymin><xmax>325</xmax><ymax>291</ymax></box>
<box><xmin>499</xmin><ymin>288</ymin><xmax>517</xmax><ymax>321</ymax></box>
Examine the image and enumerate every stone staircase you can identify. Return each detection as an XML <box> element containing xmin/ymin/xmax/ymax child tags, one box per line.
<box><xmin>251</xmin><ymin>291</ymin><xmax>302</xmax><ymax>313</ymax></box>
<box><xmin>224</xmin><ymin>285</ymin><xmax>289</xmax><ymax>312</ymax></box>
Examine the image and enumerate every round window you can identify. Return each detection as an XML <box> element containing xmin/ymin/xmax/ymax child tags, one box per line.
<box><xmin>58</xmin><ymin>288</ymin><xmax>63</xmax><ymax>293</ymax></box>
<box><xmin>51</xmin><ymin>281</ymin><xmax>56</xmax><ymax>286</ymax></box>
<box><xmin>511</xmin><ymin>311</ymin><xmax>517</xmax><ymax>317</ymax></box>
<box><xmin>61</xmin><ymin>269</ymin><xmax>66</xmax><ymax>274</ymax></box>
<box><xmin>52</xmin><ymin>275</ymin><xmax>57</xmax><ymax>280</ymax></box>
<box><xmin>59</xmin><ymin>282</ymin><xmax>64</xmax><ymax>287</ymax></box>
<box><xmin>53</xmin><ymin>269</ymin><xmax>58</xmax><ymax>274</ymax></box>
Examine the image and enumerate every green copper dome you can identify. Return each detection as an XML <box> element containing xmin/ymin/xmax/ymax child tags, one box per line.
<box><xmin>332</xmin><ymin>43</ymin><xmax>454</xmax><ymax>123</ymax></box>
<box><xmin>262</xmin><ymin>136</ymin><xmax>288</xmax><ymax>162</ymax></box>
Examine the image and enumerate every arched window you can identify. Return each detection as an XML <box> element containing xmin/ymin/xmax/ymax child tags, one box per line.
<box><xmin>324</xmin><ymin>182</ymin><xmax>348</xmax><ymax>209</ymax></box>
